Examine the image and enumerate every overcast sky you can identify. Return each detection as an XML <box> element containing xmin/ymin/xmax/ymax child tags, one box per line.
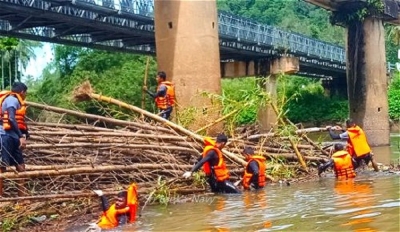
<box><xmin>23</xmin><ymin>42</ymin><xmax>53</xmax><ymax>80</ymax></box>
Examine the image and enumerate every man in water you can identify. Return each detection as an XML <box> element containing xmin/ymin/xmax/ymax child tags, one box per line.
<box><xmin>326</xmin><ymin>119</ymin><xmax>379</xmax><ymax>172</ymax></box>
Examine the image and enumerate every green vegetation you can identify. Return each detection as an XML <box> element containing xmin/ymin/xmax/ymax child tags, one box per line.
<box><xmin>389</xmin><ymin>72</ymin><xmax>400</xmax><ymax>121</ymax></box>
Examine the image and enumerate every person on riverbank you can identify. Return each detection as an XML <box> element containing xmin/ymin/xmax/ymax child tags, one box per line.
<box><xmin>241</xmin><ymin>147</ymin><xmax>266</xmax><ymax>190</ymax></box>
<box><xmin>318</xmin><ymin>143</ymin><xmax>356</xmax><ymax>180</ymax></box>
<box><xmin>182</xmin><ymin>133</ymin><xmax>241</xmax><ymax>194</ymax></box>
<box><xmin>143</xmin><ymin>71</ymin><xmax>175</xmax><ymax>120</ymax></box>
<box><xmin>93</xmin><ymin>183</ymin><xmax>139</xmax><ymax>230</ymax></box>
<box><xmin>0</xmin><ymin>82</ymin><xmax>29</xmax><ymax>197</ymax></box>
<box><xmin>326</xmin><ymin>119</ymin><xmax>379</xmax><ymax>172</ymax></box>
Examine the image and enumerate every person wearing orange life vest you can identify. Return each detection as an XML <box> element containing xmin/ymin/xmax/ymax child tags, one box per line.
<box><xmin>326</xmin><ymin>119</ymin><xmax>379</xmax><ymax>172</ymax></box>
<box><xmin>143</xmin><ymin>71</ymin><xmax>174</xmax><ymax>120</ymax></box>
<box><xmin>93</xmin><ymin>183</ymin><xmax>139</xmax><ymax>230</ymax></box>
<box><xmin>0</xmin><ymin>82</ymin><xmax>28</xmax><ymax>197</ymax></box>
<box><xmin>318</xmin><ymin>143</ymin><xmax>357</xmax><ymax>180</ymax></box>
<box><xmin>182</xmin><ymin>133</ymin><xmax>241</xmax><ymax>194</ymax></box>
<box><xmin>241</xmin><ymin>147</ymin><xmax>266</xmax><ymax>190</ymax></box>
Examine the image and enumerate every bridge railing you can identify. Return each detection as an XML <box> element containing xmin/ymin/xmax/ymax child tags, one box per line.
<box><xmin>218</xmin><ymin>11</ymin><xmax>346</xmax><ymax>64</ymax></box>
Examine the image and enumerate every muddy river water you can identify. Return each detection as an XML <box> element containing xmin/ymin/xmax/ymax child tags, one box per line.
<box><xmin>73</xmin><ymin>134</ymin><xmax>400</xmax><ymax>232</ymax></box>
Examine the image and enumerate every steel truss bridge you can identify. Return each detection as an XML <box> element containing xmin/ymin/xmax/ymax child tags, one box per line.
<box><xmin>0</xmin><ymin>0</ymin><xmax>348</xmax><ymax>78</ymax></box>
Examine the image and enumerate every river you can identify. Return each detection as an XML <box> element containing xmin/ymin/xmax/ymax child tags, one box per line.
<box><xmin>70</xmin><ymin>134</ymin><xmax>400</xmax><ymax>232</ymax></box>
<box><xmin>123</xmin><ymin>133</ymin><xmax>400</xmax><ymax>232</ymax></box>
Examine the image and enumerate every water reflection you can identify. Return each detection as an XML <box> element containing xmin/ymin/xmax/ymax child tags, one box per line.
<box><xmin>332</xmin><ymin>180</ymin><xmax>377</xmax><ymax>231</ymax></box>
<box><xmin>126</xmin><ymin>176</ymin><xmax>399</xmax><ymax>232</ymax></box>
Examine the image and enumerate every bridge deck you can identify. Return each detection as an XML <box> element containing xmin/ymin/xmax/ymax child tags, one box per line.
<box><xmin>304</xmin><ymin>0</ymin><xmax>400</xmax><ymax>25</ymax></box>
<box><xmin>0</xmin><ymin>0</ymin><xmax>348</xmax><ymax>78</ymax></box>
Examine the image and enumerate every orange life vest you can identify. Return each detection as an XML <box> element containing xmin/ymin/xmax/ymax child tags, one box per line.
<box><xmin>332</xmin><ymin>150</ymin><xmax>356</xmax><ymax>180</ymax></box>
<box><xmin>202</xmin><ymin>137</ymin><xmax>230</xmax><ymax>182</ymax></box>
<box><xmin>346</xmin><ymin>126</ymin><xmax>371</xmax><ymax>157</ymax></box>
<box><xmin>155</xmin><ymin>81</ymin><xmax>175</xmax><ymax>110</ymax></box>
<box><xmin>126</xmin><ymin>183</ymin><xmax>138</xmax><ymax>223</ymax></box>
<box><xmin>242</xmin><ymin>155</ymin><xmax>266</xmax><ymax>189</ymax></box>
<box><xmin>97</xmin><ymin>204</ymin><xmax>130</xmax><ymax>229</ymax></box>
<box><xmin>0</xmin><ymin>91</ymin><xmax>27</xmax><ymax>131</ymax></box>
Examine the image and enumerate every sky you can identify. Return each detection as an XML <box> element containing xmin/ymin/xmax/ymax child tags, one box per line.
<box><xmin>23</xmin><ymin>42</ymin><xmax>54</xmax><ymax>80</ymax></box>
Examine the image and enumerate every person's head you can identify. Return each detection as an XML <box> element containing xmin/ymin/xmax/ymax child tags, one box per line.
<box><xmin>242</xmin><ymin>147</ymin><xmax>254</xmax><ymax>161</ymax></box>
<box><xmin>345</xmin><ymin>118</ymin><xmax>356</xmax><ymax>128</ymax></box>
<box><xmin>333</xmin><ymin>143</ymin><xmax>345</xmax><ymax>152</ymax></box>
<box><xmin>156</xmin><ymin>71</ymin><xmax>166</xmax><ymax>83</ymax></box>
<box><xmin>215</xmin><ymin>133</ymin><xmax>228</xmax><ymax>149</ymax></box>
<box><xmin>11</xmin><ymin>82</ymin><xmax>28</xmax><ymax>100</ymax></box>
<box><xmin>115</xmin><ymin>191</ymin><xmax>127</xmax><ymax>209</ymax></box>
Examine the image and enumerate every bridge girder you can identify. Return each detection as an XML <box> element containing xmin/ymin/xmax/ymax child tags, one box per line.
<box><xmin>0</xmin><ymin>0</ymin><xmax>347</xmax><ymax>78</ymax></box>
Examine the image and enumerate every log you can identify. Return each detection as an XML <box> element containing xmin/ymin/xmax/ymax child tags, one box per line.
<box><xmin>27</xmin><ymin>143</ymin><xmax>200</xmax><ymax>153</ymax></box>
<box><xmin>28</xmin><ymin>122</ymin><xmax>115</xmax><ymax>131</ymax></box>
<box><xmin>141</xmin><ymin>56</ymin><xmax>150</xmax><ymax>111</ymax></box>
<box><xmin>270</xmin><ymin>102</ymin><xmax>308</xmax><ymax>171</ymax></box>
<box><xmin>0</xmin><ymin>188</ymin><xmax>205</xmax><ymax>202</ymax></box>
<box><xmin>26</xmin><ymin>101</ymin><xmax>173</xmax><ymax>133</ymax></box>
<box><xmin>71</xmin><ymin>83</ymin><xmax>247</xmax><ymax>166</ymax></box>
<box><xmin>30</xmin><ymin>131</ymin><xmax>190</xmax><ymax>141</ymax></box>
<box><xmin>195</xmin><ymin>109</ymin><xmax>239</xmax><ymax>134</ymax></box>
<box><xmin>0</xmin><ymin>164</ymin><xmax>193</xmax><ymax>179</ymax></box>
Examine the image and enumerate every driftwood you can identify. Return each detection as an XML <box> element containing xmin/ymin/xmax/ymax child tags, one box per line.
<box><xmin>270</xmin><ymin>102</ymin><xmax>308</xmax><ymax>172</ymax></box>
<box><xmin>72</xmin><ymin>81</ymin><xmax>247</xmax><ymax>166</ymax></box>
<box><xmin>0</xmin><ymin>92</ymin><xmax>334</xmax><ymax>231</ymax></box>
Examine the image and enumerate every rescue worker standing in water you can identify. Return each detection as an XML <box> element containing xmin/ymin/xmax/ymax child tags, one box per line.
<box><xmin>318</xmin><ymin>143</ymin><xmax>357</xmax><ymax>180</ymax></box>
<box><xmin>143</xmin><ymin>71</ymin><xmax>175</xmax><ymax>120</ymax></box>
<box><xmin>242</xmin><ymin>147</ymin><xmax>266</xmax><ymax>190</ymax></box>
<box><xmin>0</xmin><ymin>82</ymin><xmax>29</xmax><ymax>197</ymax></box>
<box><xmin>93</xmin><ymin>183</ymin><xmax>139</xmax><ymax>230</ymax></box>
<box><xmin>326</xmin><ymin>119</ymin><xmax>379</xmax><ymax>172</ymax></box>
<box><xmin>182</xmin><ymin>133</ymin><xmax>241</xmax><ymax>194</ymax></box>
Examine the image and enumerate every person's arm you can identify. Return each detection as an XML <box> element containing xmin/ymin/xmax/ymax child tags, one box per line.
<box><xmin>6</xmin><ymin>107</ymin><xmax>23</xmax><ymax>138</ymax></box>
<box><xmin>145</xmin><ymin>89</ymin><xmax>156</xmax><ymax>98</ymax></box>
<box><xmin>100</xmin><ymin>195</ymin><xmax>110</xmax><ymax>212</ymax></box>
<box><xmin>248</xmin><ymin>161</ymin><xmax>260</xmax><ymax>188</ymax></box>
<box><xmin>155</xmin><ymin>85</ymin><xmax>167</xmax><ymax>98</ymax></box>
<box><xmin>145</xmin><ymin>85</ymin><xmax>167</xmax><ymax>99</ymax></box>
<box><xmin>117</xmin><ymin>214</ymin><xmax>128</xmax><ymax>225</ymax></box>
<box><xmin>328</xmin><ymin>128</ymin><xmax>341</xmax><ymax>140</ymax></box>
<box><xmin>318</xmin><ymin>160</ymin><xmax>334</xmax><ymax>176</ymax></box>
<box><xmin>191</xmin><ymin>150</ymin><xmax>217</xmax><ymax>173</ymax></box>
<box><xmin>339</xmin><ymin>131</ymin><xmax>349</xmax><ymax>140</ymax></box>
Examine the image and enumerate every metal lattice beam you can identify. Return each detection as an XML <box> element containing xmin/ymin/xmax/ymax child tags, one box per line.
<box><xmin>0</xmin><ymin>0</ymin><xmax>349</xmax><ymax>77</ymax></box>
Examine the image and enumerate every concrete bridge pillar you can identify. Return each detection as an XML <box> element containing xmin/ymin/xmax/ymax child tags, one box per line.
<box><xmin>346</xmin><ymin>17</ymin><xmax>389</xmax><ymax>146</ymax></box>
<box><xmin>321</xmin><ymin>75</ymin><xmax>347</xmax><ymax>98</ymax></box>
<box><xmin>154</xmin><ymin>0</ymin><xmax>222</xmax><ymax>134</ymax></box>
<box><xmin>257</xmin><ymin>57</ymin><xmax>299</xmax><ymax>132</ymax></box>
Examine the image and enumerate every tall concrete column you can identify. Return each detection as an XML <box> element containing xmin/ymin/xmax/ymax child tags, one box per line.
<box><xmin>257</xmin><ymin>57</ymin><xmax>299</xmax><ymax>132</ymax></box>
<box><xmin>346</xmin><ymin>17</ymin><xmax>389</xmax><ymax>146</ymax></box>
<box><xmin>154</xmin><ymin>0</ymin><xmax>222</xmax><ymax>134</ymax></box>
<box><xmin>258</xmin><ymin>75</ymin><xmax>278</xmax><ymax>132</ymax></box>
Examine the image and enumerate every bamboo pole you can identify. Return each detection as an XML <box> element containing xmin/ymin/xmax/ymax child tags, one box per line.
<box><xmin>26</xmin><ymin>101</ymin><xmax>173</xmax><ymax>133</ymax></box>
<box><xmin>71</xmin><ymin>82</ymin><xmax>247</xmax><ymax>166</ymax></box>
<box><xmin>270</xmin><ymin>102</ymin><xmax>308</xmax><ymax>172</ymax></box>
<box><xmin>27</xmin><ymin>143</ymin><xmax>200</xmax><ymax>153</ymax></box>
<box><xmin>29</xmin><ymin>131</ymin><xmax>190</xmax><ymax>141</ymax></box>
<box><xmin>0</xmin><ymin>188</ymin><xmax>206</xmax><ymax>202</ymax></box>
<box><xmin>28</xmin><ymin>122</ymin><xmax>115</xmax><ymax>131</ymax></box>
<box><xmin>0</xmin><ymin>164</ymin><xmax>194</xmax><ymax>179</ymax></box>
<box><xmin>141</xmin><ymin>56</ymin><xmax>150</xmax><ymax>110</ymax></box>
<box><xmin>195</xmin><ymin>109</ymin><xmax>239</xmax><ymax>134</ymax></box>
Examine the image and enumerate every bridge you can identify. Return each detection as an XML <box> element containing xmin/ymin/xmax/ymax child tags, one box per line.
<box><xmin>0</xmin><ymin>0</ymin><xmax>347</xmax><ymax>78</ymax></box>
<box><xmin>0</xmin><ymin>0</ymin><xmax>398</xmax><ymax>146</ymax></box>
